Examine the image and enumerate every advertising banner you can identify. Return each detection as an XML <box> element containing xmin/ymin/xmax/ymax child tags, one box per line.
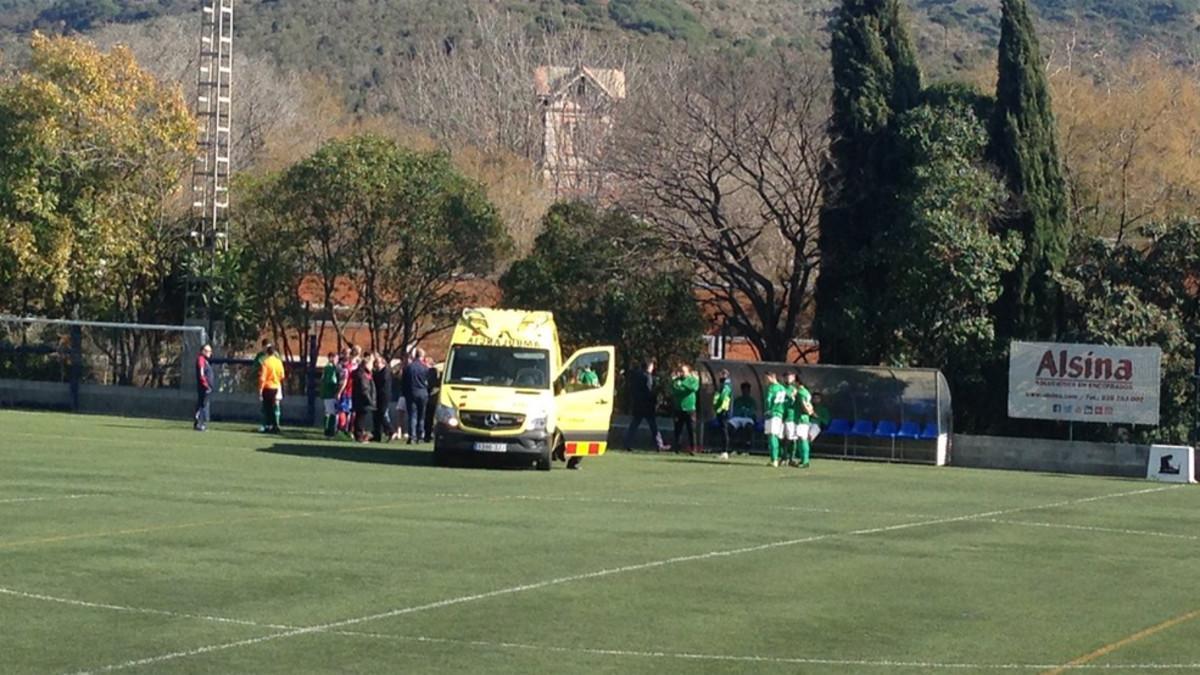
<box><xmin>1008</xmin><ymin>341</ymin><xmax>1161</xmax><ymax>425</ymax></box>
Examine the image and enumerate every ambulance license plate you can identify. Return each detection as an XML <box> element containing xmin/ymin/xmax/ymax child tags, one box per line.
<box><xmin>474</xmin><ymin>442</ymin><xmax>507</xmax><ymax>453</ymax></box>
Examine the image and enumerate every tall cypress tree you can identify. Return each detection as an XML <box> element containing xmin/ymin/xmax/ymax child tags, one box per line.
<box><xmin>988</xmin><ymin>0</ymin><xmax>1069</xmax><ymax>341</ymax></box>
<box><xmin>815</xmin><ymin>0</ymin><xmax>921</xmax><ymax>365</ymax></box>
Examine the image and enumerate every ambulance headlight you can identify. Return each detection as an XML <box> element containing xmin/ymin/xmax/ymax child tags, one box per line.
<box><xmin>435</xmin><ymin>404</ymin><xmax>459</xmax><ymax>428</ymax></box>
<box><xmin>525</xmin><ymin>405</ymin><xmax>549</xmax><ymax>431</ymax></box>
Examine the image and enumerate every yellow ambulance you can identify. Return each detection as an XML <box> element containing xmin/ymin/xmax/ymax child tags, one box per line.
<box><xmin>432</xmin><ymin>308</ymin><xmax>616</xmax><ymax>470</ymax></box>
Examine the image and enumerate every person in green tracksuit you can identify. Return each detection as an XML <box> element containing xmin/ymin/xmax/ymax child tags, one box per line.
<box><xmin>579</xmin><ymin>364</ymin><xmax>600</xmax><ymax>388</ymax></box>
<box><xmin>763</xmin><ymin>372</ymin><xmax>788</xmax><ymax>467</ymax></box>
<box><xmin>712</xmin><ymin>369</ymin><xmax>733</xmax><ymax>460</ymax></box>
<box><xmin>320</xmin><ymin>353</ymin><xmax>340</xmax><ymax>437</ymax></box>
<box><xmin>792</xmin><ymin>378</ymin><xmax>814</xmax><ymax>468</ymax></box>
<box><xmin>671</xmin><ymin>364</ymin><xmax>700</xmax><ymax>454</ymax></box>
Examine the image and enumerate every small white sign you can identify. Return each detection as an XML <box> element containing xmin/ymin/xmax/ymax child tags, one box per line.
<box><xmin>1147</xmin><ymin>445</ymin><xmax>1196</xmax><ymax>484</ymax></box>
<box><xmin>1008</xmin><ymin>341</ymin><xmax>1161</xmax><ymax>425</ymax></box>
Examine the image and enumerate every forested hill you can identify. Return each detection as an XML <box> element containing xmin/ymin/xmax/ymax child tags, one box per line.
<box><xmin>0</xmin><ymin>0</ymin><xmax>1194</xmax><ymax>110</ymax></box>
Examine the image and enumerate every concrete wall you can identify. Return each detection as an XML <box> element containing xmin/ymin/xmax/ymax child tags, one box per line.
<box><xmin>952</xmin><ymin>434</ymin><xmax>1150</xmax><ymax>478</ymax></box>
<box><xmin>0</xmin><ymin>379</ymin><xmax>71</xmax><ymax>409</ymax></box>
<box><xmin>0</xmin><ymin>379</ymin><xmax>314</xmax><ymax>425</ymax></box>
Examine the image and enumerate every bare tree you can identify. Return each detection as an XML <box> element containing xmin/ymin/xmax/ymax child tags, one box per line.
<box><xmin>1046</xmin><ymin>46</ymin><xmax>1200</xmax><ymax>242</ymax></box>
<box><xmin>611</xmin><ymin>52</ymin><xmax>828</xmax><ymax>362</ymax></box>
<box><xmin>385</xmin><ymin>8</ymin><xmax>646</xmax><ymax>161</ymax></box>
<box><xmin>92</xmin><ymin>15</ymin><xmax>308</xmax><ymax>170</ymax></box>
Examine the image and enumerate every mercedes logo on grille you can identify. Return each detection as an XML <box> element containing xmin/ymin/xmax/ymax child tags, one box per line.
<box><xmin>484</xmin><ymin>413</ymin><xmax>501</xmax><ymax>428</ymax></box>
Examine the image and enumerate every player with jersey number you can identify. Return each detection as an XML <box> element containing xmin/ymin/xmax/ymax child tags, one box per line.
<box><xmin>763</xmin><ymin>372</ymin><xmax>788</xmax><ymax>468</ymax></box>
<box><xmin>782</xmin><ymin>372</ymin><xmax>800</xmax><ymax>463</ymax></box>
<box><xmin>790</xmin><ymin>376</ymin><xmax>815</xmax><ymax>468</ymax></box>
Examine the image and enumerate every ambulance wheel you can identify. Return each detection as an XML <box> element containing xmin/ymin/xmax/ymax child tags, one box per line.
<box><xmin>536</xmin><ymin>445</ymin><xmax>552</xmax><ymax>471</ymax></box>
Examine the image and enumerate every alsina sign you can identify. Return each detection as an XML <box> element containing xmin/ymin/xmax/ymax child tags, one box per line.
<box><xmin>1035</xmin><ymin>349</ymin><xmax>1135</xmax><ymax>382</ymax></box>
<box><xmin>1009</xmin><ymin>341</ymin><xmax>1161</xmax><ymax>425</ymax></box>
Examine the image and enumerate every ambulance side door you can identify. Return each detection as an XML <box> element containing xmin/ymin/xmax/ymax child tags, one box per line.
<box><xmin>555</xmin><ymin>347</ymin><xmax>615</xmax><ymax>457</ymax></box>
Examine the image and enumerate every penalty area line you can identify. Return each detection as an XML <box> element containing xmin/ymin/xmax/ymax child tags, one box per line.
<box><xmin>343</xmin><ymin>631</ymin><xmax>1200</xmax><ymax>670</ymax></box>
<box><xmin>71</xmin><ymin>483</ymin><xmax>1180</xmax><ymax>674</ymax></box>
<box><xmin>985</xmin><ymin>519</ymin><xmax>1200</xmax><ymax>543</ymax></box>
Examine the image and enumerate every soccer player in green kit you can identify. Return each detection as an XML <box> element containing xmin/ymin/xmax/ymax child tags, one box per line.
<box><xmin>782</xmin><ymin>372</ymin><xmax>800</xmax><ymax>463</ymax></box>
<box><xmin>791</xmin><ymin>376</ymin><xmax>815</xmax><ymax>468</ymax></box>
<box><xmin>763</xmin><ymin>372</ymin><xmax>788</xmax><ymax>467</ymax></box>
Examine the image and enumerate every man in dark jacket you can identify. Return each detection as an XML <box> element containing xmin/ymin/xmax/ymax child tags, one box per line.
<box><xmin>400</xmin><ymin>348</ymin><xmax>431</xmax><ymax>444</ymax></box>
<box><xmin>422</xmin><ymin>360</ymin><xmax>440</xmax><ymax>443</ymax></box>
<box><xmin>194</xmin><ymin>344</ymin><xmax>213</xmax><ymax>432</ymax></box>
<box><xmin>372</xmin><ymin>354</ymin><xmax>395</xmax><ymax>442</ymax></box>
<box><xmin>622</xmin><ymin>360</ymin><xmax>664</xmax><ymax>451</ymax></box>
<box><xmin>352</xmin><ymin>352</ymin><xmax>377</xmax><ymax>443</ymax></box>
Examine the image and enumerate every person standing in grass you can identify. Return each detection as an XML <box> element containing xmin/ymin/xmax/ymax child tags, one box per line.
<box><xmin>712</xmin><ymin>369</ymin><xmax>733</xmax><ymax>460</ymax></box>
<box><xmin>782</xmin><ymin>372</ymin><xmax>800</xmax><ymax>463</ymax></box>
<box><xmin>320</xmin><ymin>352</ymin><xmax>339</xmax><ymax>438</ymax></box>
<box><xmin>372</xmin><ymin>354</ymin><xmax>395</xmax><ymax>442</ymax></box>
<box><xmin>194</xmin><ymin>344</ymin><xmax>213</xmax><ymax>432</ymax></box>
<box><xmin>422</xmin><ymin>356</ymin><xmax>440</xmax><ymax>443</ymax></box>
<box><xmin>257</xmin><ymin>344</ymin><xmax>285</xmax><ymax>434</ymax></box>
<box><xmin>671</xmin><ymin>363</ymin><xmax>700</xmax><ymax>455</ymax></box>
<box><xmin>791</xmin><ymin>376</ymin><xmax>815</xmax><ymax>468</ymax></box>
<box><xmin>353</xmin><ymin>351</ymin><xmax>377</xmax><ymax>442</ymax></box>
<box><xmin>335</xmin><ymin>350</ymin><xmax>353</xmax><ymax>437</ymax></box>
<box><xmin>250</xmin><ymin>338</ymin><xmax>270</xmax><ymax>423</ymax></box>
<box><xmin>623</xmin><ymin>360</ymin><xmax>665</xmax><ymax>452</ymax></box>
<box><xmin>764</xmin><ymin>372</ymin><xmax>787</xmax><ymax>467</ymax></box>
<box><xmin>401</xmin><ymin>348</ymin><xmax>431</xmax><ymax>445</ymax></box>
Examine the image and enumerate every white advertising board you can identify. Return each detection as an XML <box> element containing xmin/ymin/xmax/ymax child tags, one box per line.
<box><xmin>1008</xmin><ymin>341</ymin><xmax>1161</xmax><ymax>425</ymax></box>
<box><xmin>1146</xmin><ymin>445</ymin><xmax>1196</xmax><ymax>484</ymax></box>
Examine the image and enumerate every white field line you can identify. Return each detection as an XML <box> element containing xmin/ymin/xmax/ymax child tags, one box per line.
<box><xmin>71</xmin><ymin>484</ymin><xmax>1182</xmax><ymax>675</ymax></box>
<box><xmin>7</xmin><ymin>585</ymin><xmax>1200</xmax><ymax>673</ymax></box>
<box><xmin>504</xmin><ymin>493</ymin><xmax>939</xmax><ymax>519</ymax></box>
<box><xmin>1</xmin><ymin>483</ymin><xmax>942</xmax><ymax>519</ymax></box>
<box><xmin>0</xmin><ymin>587</ymin><xmax>292</xmax><ymax>630</ymax></box>
<box><xmin>985</xmin><ymin>519</ymin><xmax>1200</xmax><ymax>542</ymax></box>
<box><xmin>310</xmin><ymin>631</ymin><xmax>1200</xmax><ymax>671</ymax></box>
<box><xmin>0</xmin><ymin>494</ymin><xmax>101</xmax><ymax>505</ymax></box>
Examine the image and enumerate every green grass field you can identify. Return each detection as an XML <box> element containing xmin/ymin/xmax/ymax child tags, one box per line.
<box><xmin>1</xmin><ymin>409</ymin><xmax>1198</xmax><ymax>674</ymax></box>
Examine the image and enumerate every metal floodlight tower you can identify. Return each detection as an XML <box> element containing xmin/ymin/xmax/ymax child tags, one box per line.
<box><xmin>186</xmin><ymin>0</ymin><xmax>233</xmax><ymax>327</ymax></box>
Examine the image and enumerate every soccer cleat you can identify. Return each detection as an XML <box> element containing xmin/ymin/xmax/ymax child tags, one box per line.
<box><xmin>800</xmin><ymin>462</ymin><xmax>810</xmax><ymax>469</ymax></box>
<box><xmin>770</xmin><ymin>460</ymin><xmax>779</xmax><ymax>468</ymax></box>
<box><xmin>719</xmin><ymin>452</ymin><xmax>729</xmax><ymax>460</ymax></box>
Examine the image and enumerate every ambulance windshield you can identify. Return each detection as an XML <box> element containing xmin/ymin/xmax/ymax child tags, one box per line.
<box><xmin>446</xmin><ymin>345</ymin><xmax>551</xmax><ymax>389</ymax></box>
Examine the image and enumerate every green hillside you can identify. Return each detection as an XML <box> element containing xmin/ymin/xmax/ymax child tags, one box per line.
<box><xmin>7</xmin><ymin>0</ymin><xmax>1196</xmax><ymax>47</ymax></box>
<box><xmin>1</xmin><ymin>0</ymin><xmax>1194</xmax><ymax>107</ymax></box>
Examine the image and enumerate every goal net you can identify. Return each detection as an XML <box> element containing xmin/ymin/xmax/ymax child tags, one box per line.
<box><xmin>0</xmin><ymin>316</ymin><xmax>207</xmax><ymax>389</ymax></box>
